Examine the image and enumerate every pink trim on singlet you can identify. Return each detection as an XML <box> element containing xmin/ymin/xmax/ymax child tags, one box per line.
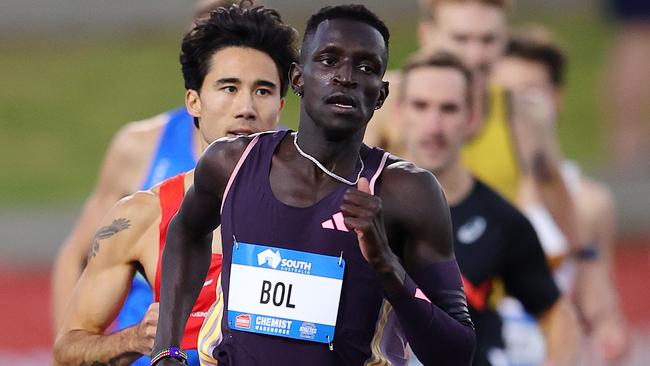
<box><xmin>415</xmin><ymin>288</ymin><xmax>432</xmax><ymax>303</ymax></box>
<box><xmin>220</xmin><ymin>135</ymin><xmax>261</xmax><ymax>214</ymax></box>
<box><xmin>369</xmin><ymin>152</ymin><xmax>389</xmax><ymax>195</ymax></box>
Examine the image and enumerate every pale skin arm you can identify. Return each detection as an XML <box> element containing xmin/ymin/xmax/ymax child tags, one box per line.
<box><xmin>537</xmin><ymin>297</ymin><xmax>581</xmax><ymax>366</ymax></box>
<box><xmin>573</xmin><ymin>183</ymin><xmax>627</xmax><ymax>361</ymax></box>
<box><xmin>51</xmin><ymin>120</ymin><xmax>160</xmax><ymax>331</ymax></box>
<box><xmin>509</xmin><ymin>87</ymin><xmax>588</xmax><ymax>251</ymax></box>
<box><xmin>52</xmin><ymin>194</ymin><xmax>159</xmax><ymax>366</ymax></box>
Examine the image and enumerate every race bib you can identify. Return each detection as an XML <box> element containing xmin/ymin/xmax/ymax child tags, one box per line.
<box><xmin>227</xmin><ymin>242</ymin><xmax>345</xmax><ymax>344</ymax></box>
<box><xmin>499</xmin><ymin>297</ymin><xmax>546</xmax><ymax>365</ymax></box>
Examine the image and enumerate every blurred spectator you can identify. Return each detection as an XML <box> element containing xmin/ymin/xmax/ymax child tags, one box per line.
<box><xmin>399</xmin><ymin>50</ymin><xmax>580</xmax><ymax>366</ymax></box>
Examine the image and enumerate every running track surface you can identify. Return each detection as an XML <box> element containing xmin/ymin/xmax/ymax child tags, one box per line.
<box><xmin>1</xmin><ymin>238</ymin><xmax>648</xmax><ymax>364</ymax></box>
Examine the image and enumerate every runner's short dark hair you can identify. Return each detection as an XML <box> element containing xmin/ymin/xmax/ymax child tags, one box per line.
<box><xmin>301</xmin><ymin>4</ymin><xmax>390</xmax><ymax>67</ymax></box>
<box><xmin>181</xmin><ymin>2</ymin><xmax>298</xmax><ymax>97</ymax></box>
<box><xmin>504</xmin><ymin>32</ymin><xmax>566</xmax><ymax>88</ymax></box>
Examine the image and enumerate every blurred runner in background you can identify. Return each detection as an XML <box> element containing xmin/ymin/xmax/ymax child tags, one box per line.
<box><xmin>49</xmin><ymin>0</ymin><xmax>257</xmax><ymax>364</ymax></box>
<box><xmin>365</xmin><ymin>0</ymin><xmax>590</xmax><ymax>259</ymax></box>
<box><xmin>493</xmin><ymin>28</ymin><xmax>628</xmax><ymax>364</ymax></box>
<box><xmin>399</xmin><ymin>50</ymin><xmax>579</xmax><ymax>366</ymax></box>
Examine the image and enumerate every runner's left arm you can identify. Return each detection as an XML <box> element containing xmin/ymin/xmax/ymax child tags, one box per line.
<box><xmin>153</xmin><ymin>138</ymin><xmax>247</xmax><ymax>365</ymax></box>
<box><xmin>341</xmin><ymin>165</ymin><xmax>475</xmax><ymax>365</ymax></box>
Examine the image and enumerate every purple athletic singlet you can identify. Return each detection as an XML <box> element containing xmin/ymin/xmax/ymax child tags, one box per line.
<box><xmin>215</xmin><ymin>130</ymin><xmax>407</xmax><ymax>365</ymax></box>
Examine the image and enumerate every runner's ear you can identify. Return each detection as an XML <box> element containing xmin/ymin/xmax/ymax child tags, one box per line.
<box><xmin>289</xmin><ymin>63</ymin><xmax>304</xmax><ymax>97</ymax></box>
<box><xmin>375</xmin><ymin>81</ymin><xmax>389</xmax><ymax>111</ymax></box>
<box><xmin>185</xmin><ymin>89</ymin><xmax>202</xmax><ymax>118</ymax></box>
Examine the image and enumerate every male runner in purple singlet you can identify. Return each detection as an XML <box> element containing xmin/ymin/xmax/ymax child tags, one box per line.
<box><xmin>153</xmin><ymin>5</ymin><xmax>475</xmax><ymax>366</ymax></box>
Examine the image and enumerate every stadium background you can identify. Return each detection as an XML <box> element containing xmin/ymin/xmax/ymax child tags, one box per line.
<box><xmin>0</xmin><ymin>0</ymin><xmax>648</xmax><ymax>364</ymax></box>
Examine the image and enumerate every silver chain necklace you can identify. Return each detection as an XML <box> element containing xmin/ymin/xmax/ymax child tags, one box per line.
<box><xmin>292</xmin><ymin>133</ymin><xmax>364</xmax><ymax>186</ymax></box>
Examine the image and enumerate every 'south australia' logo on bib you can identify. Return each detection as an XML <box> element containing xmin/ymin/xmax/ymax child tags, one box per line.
<box><xmin>257</xmin><ymin>248</ymin><xmax>314</xmax><ymax>274</ymax></box>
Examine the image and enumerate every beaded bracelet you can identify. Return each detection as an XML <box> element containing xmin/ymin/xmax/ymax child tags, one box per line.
<box><xmin>151</xmin><ymin>346</ymin><xmax>188</xmax><ymax>366</ymax></box>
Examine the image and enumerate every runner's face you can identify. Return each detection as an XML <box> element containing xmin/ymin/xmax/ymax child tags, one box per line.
<box><xmin>297</xmin><ymin>19</ymin><xmax>388</xmax><ymax>138</ymax></box>
<box><xmin>422</xmin><ymin>2</ymin><xmax>507</xmax><ymax>76</ymax></box>
<box><xmin>400</xmin><ymin>67</ymin><xmax>471</xmax><ymax>174</ymax></box>
<box><xmin>186</xmin><ymin>47</ymin><xmax>283</xmax><ymax>143</ymax></box>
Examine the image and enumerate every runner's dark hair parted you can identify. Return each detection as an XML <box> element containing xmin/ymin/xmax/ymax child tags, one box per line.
<box><xmin>180</xmin><ymin>2</ymin><xmax>299</xmax><ymax>97</ymax></box>
<box><xmin>301</xmin><ymin>4</ymin><xmax>391</xmax><ymax>63</ymax></box>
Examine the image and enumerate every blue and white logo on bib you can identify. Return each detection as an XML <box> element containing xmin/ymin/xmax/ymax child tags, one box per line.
<box><xmin>257</xmin><ymin>249</ymin><xmax>282</xmax><ymax>269</ymax></box>
<box><xmin>228</xmin><ymin>242</ymin><xmax>345</xmax><ymax>344</ymax></box>
<box><xmin>300</xmin><ymin>322</ymin><xmax>318</xmax><ymax>340</ymax></box>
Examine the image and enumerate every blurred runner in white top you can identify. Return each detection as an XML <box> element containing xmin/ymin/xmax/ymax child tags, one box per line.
<box><xmin>492</xmin><ymin>26</ymin><xmax>628</xmax><ymax>365</ymax></box>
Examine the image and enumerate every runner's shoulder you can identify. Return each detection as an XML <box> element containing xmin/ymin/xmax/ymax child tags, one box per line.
<box><xmin>576</xmin><ymin>177</ymin><xmax>615</xmax><ymax>228</ymax></box>
<box><xmin>379</xmin><ymin>155</ymin><xmax>446</xmax><ymax>207</ymax></box>
<box><xmin>107</xmin><ymin>112</ymin><xmax>168</xmax><ymax>165</ymax></box>
<box><xmin>106</xmin><ymin>190</ymin><xmax>161</xmax><ymax>238</ymax></box>
<box><xmin>197</xmin><ymin>132</ymin><xmax>272</xmax><ymax>185</ymax></box>
<box><xmin>474</xmin><ymin>180</ymin><xmax>533</xmax><ymax>232</ymax></box>
<box><xmin>205</xmin><ymin>133</ymin><xmax>259</xmax><ymax>160</ymax></box>
<box><xmin>87</xmin><ymin>190</ymin><xmax>160</xmax><ymax>263</ymax></box>
<box><xmin>578</xmin><ymin>177</ymin><xmax>614</xmax><ymax>213</ymax></box>
<box><xmin>146</xmin><ymin>170</ymin><xmax>194</xmax><ymax>196</ymax></box>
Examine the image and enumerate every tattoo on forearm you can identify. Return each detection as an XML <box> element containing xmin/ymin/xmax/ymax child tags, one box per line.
<box><xmin>87</xmin><ymin>218</ymin><xmax>131</xmax><ymax>259</ymax></box>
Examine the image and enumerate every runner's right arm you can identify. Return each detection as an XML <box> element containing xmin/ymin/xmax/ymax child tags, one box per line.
<box><xmin>52</xmin><ymin>193</ymin><xmax>160</xmax><ymax>366</ymax></box>
<box><xmin>343</xmin><ymin>164</ymin><xmax>475</xmax><ymax>365</ymax></box>
<box><xmin>153</xmin><ymin>138</ymin><xmax>248</xmax><ymax>365</ymax></box>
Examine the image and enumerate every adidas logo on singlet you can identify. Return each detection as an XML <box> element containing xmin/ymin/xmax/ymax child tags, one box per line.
<box><xmin>457</xmin><ymin>216</ymin><xmax>487</xmax><ymax>244</ymax></box>
<box><xmin>321</xmin><ymin>212</ymin><xmax>349</xmax><ymax>232</ymax></box>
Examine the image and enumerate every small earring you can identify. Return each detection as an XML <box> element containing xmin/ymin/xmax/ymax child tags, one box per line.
<box><xmin>374</xmin><ymin>104</ymin><xmax>382</xmax><ymax>110</ymax></box>
<box><xmin>294</xmin><ymin>89</ymin><xmax>303</xmax><ymax>97</ymax></box>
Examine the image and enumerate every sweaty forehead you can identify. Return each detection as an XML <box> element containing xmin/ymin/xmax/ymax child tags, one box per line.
<box><xmin>308</xmin><ymin>18</ymin><xmax>386</xmax><ymax>58</ymax></box>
